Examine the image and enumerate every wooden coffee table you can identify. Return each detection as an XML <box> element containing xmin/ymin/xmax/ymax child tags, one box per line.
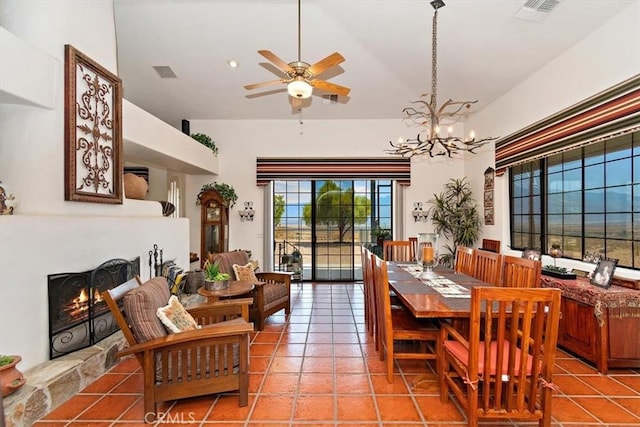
<box><xmin>197</xmin><ymin>280</ymin><xmax>257</xmax><ymax>302</ymax></box>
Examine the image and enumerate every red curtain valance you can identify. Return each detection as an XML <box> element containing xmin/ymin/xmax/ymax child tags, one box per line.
<box><xmin>256</xmin><ymin>157</ymin><xmax>411</xmax><ymax>185</ymax></box>
<box><xmin>495</xmin><ymin>74</ymin><xmax>640</xmax><ymax>174</ymax></box>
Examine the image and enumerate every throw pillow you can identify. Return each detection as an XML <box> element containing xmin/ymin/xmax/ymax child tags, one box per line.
<box><xmin>233</xmin><ymin>263</ymin><xmax>259</xmax><ymax>283</ymax></box>
<box><xmin>156</xmin><ymin>295</ymin><xmax>199</xmax><ymax>333</ymax></box>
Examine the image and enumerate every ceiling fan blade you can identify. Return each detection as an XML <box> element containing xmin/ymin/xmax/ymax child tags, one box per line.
<box><xmin>310</xmin><ymin>79</ymin><xmax>351</xmax><ymax>97</ymax></box>
<box><xmin>244</xmin><ymin>79</ymin><xmax>285</xmax><ymax>91</ymax></box>
<box><xmin>308</xmin><ymin>52</ymin><xmax>345</xmax><ymax>76</ymax></box>
<box><xmin>258</xmin><ymin>50</ymin><xmax>294</xmax><ymax>74</ymax></box>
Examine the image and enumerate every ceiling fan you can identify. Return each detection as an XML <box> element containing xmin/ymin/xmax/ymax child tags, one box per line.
<box><xmin>244</xmin><ymin>0</ymin><xmax>350</xmax><ymax>99</ymax></box>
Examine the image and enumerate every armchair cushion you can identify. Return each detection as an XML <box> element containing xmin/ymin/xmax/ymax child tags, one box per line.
<box><xmin>233</xmin><ymin>263</ymin><xmax>259</xmax><ymax>283</ymax></box>
<box><xmin>157</xmin><ymin>295</ymin><xmax>199</xmax><ymax>333</ymax></box>
<box><xmin>443</xmin><ymin>340</ymin><xmax>534</xmax><ymax>376</ymax></box>
<box><xmin>263</xmin><ymin>282</ymin><xmax>289</xmax><ymax>311</ymax></box>
<box><xmin>212</xmin><ymin>251</ymin><xmax>249</xmax><ymax>276</ymax></box>
<box><xmin>123</xmin><ymin>276</ymin><xmax>170</xmax><ymax>342</ymax></box>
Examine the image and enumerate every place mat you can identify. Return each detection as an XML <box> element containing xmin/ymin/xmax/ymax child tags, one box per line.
<box><xmin>396</xmin><ymin>265</ymin><xmax>471</xmax><ymax>298</ymax></box>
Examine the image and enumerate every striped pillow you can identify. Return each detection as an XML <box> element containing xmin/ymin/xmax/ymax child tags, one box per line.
<box><xmin>123</xmin><ymin>277</ymin><xmax>170</xmax><ymax>342</ymax></box>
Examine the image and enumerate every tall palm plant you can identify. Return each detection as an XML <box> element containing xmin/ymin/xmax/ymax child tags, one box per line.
<box><xmin>427</xmin><ymin>177</ymin><xmax>482</xmax><ymax>267</ymax></box>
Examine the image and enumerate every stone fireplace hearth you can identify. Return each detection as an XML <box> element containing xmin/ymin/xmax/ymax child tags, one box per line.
<box><xmin>2</xmin><ymin>332</ymin><xmax>126</xmax><ymax>427</ymax></box>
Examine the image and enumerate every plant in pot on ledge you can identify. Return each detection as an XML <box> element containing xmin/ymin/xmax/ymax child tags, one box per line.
<box><xmin>0</xmin><ymin>354</ymin><xmax>26</xmax><ymax>397</ymax></box>
<box><xmin>191</xmin><ymin>133</ymin><xmax>219</xmax><ymax>156</ymax></box>
<box><xmin>197</xmin><ymin>182</ymin><xmax>238</xmax><ymax>208</ymax></box>
<box><xmin>203</xmin><ymin>260</ymin><xmax>230</xmax><ymax>290</ymax></box>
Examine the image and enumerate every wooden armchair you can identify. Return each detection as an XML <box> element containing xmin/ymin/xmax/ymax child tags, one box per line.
<box><xmin>502</xmin><ymin>255</ymin><xmax>541</xmax><ymax>288</ymax></box>
<box><xmin>439</xmin><ymin>287</ymin><xmax>562</xmax><ymax>427</ymax></box>
<box><xmin>102</xmin><ymin>276</ymin><xmax>253</xmax><ymax>423</ymax></box>
<box><xmin>212</xmin><ymin>250</ymin><xmax>291</xmax><ymax>330</ymax></box>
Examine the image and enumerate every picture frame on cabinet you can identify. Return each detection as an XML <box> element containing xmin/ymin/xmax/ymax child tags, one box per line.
<box><xmin>64</xmin><ymin>45</ymin><xmax>123</xmax><ymax>204</ymax></box>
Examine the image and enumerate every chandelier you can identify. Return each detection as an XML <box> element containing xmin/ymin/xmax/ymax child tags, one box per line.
<box><xmin>387</xmin><ymin>0</ymin><xmax>498</xmax><ymax>158</ymax></box>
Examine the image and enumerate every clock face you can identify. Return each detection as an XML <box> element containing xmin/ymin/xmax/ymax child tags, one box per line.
<box><xmin>207</xmin><ymin>202</ymin><xmax>221</xmax><ymax>221</ymax></box>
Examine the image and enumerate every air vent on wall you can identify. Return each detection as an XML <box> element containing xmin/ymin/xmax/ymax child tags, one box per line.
<box><xmin>515</xmin><ymin>0</ymin><xmax>560</xmax><ymax>22</ymax></box>
<box><xmin>153</xmin><ymin>65</ymin><xmax>177</xmax><ymax>78</ymax></box>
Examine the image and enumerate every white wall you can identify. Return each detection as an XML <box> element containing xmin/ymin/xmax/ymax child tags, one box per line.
<box><xmin>466</xmin><ymin>2</ymin><xmax>640</xmax><ymax>272</ymax></box>
<box><xmin>186</xmin><ymin>118</ymin><xmax>467</xmax><ymax>265</ymax></box>
<box><xmin>0</xmin><ymin>1</ymin><xmax>190</xmax><ymax>370</ymax></box>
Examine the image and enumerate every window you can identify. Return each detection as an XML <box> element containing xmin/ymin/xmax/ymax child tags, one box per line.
<box><xmin>509</xmin><ymin>131</ymin><xmax>640</xmax><ymax>269</ymax></box>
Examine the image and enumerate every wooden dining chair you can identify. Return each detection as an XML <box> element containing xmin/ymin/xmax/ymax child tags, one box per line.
<box><xmin>361</xmin><ymin>246</ymin><xmax>376</xmax><ymax>343</ymax></box>
<box><xmin>472</xmin><ymin>249</ymin><xmax>502</xmax><ymax>286</ymax></box>
<box><xmin>372</xmin><ymin>254</ymin><xmax>440</xmax><ymax>383</ymax></box>
<box><xmin>454</xmin><ymin>246</ymin><xmax>475</xmax><ymax>276</ymax></box>
<box><xmin>502</xmin><ymin>255</ymin><xmax>541</xmax><ymax>288</ymax></box>
<box><xmin>408</xmin><ymin>236</ymin><xmax>418</xmax><ymax>260</ymax></box>
<box><xmin>439</xmin><ymin>287</ymin><xmax>562</xmax><ymax>427</ymax></box>
<box><xmin>481</xmin><ymin>238</ymin><xmax>501</xmax><ymax>253</ymax></box>
<box><xmin>382</xmin><ymin>240</ymin><xmax>414</xmax><ymax>262</ymax></box>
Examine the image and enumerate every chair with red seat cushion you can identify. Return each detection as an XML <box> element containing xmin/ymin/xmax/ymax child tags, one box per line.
<box><xmin>438</xmin><ymin>287</ymin><xmax>561</xmax><ymax>427</ymax></box>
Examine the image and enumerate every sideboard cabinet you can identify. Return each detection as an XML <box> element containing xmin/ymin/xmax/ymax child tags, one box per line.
<box><xmin>542</xmin><ymin>276</ymin><xmax>640</xmax><ymax>373</ymax></box>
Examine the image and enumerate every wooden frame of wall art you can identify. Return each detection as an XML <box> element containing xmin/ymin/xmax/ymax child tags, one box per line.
<box><xmin>64</xmin><ymin>44</ymin><xmax>123</xmax><ymax>204</ymax></box>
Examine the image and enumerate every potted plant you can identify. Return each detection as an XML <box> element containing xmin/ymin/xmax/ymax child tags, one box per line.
<box><xmin>374</xmin><ymin>228</ymin><xmax>390</xmax><ymax>247</ymax></box>
<box><xmin>203</xmin><ymin>260</ymin><xmax>230</xmax><ymax>290</ymax></box>
<box><xmin>0</xmin><ymin>354</ymin><xmax>26</xmax><ymax>397</ymax></box>
<box><xmin>191</xmin><ymin>133</ymin><xmax>218</xmax><ymax>156</ymax></box>
<box><xmin>427</xmin><ymin>177</ymin><xmax>482</xmax><ymax>268</ymax></box>
<box><xmin>197</xmin><ymin>182</ymin><xmax>238</xmax><ymax>208</ymax></box>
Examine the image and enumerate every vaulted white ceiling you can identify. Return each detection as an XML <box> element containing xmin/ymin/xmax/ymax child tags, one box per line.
<box><xmin>113</xmin><ymin>0</ymin><xmax>637</xmax><ymax>129</ymax></box>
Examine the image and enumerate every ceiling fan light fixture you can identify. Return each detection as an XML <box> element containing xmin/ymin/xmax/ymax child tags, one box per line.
<box><xmin>288</xmin><ymin>77</ymin><xmax>313</xmax><ymax>99</ymax></box>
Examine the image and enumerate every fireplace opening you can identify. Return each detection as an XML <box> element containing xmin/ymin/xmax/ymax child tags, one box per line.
<box><xmin>48</xmin><ymin>257</ymin><xmax>140</xmax><ymax>359</ymax></box>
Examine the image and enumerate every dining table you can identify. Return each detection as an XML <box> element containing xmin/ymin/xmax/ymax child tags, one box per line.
<box><xmin>386</xmin><ymin>262</ymin><xmax>494</xmax><ymax>319</ymax></box>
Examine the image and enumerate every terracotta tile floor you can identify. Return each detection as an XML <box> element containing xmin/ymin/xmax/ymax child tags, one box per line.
<box><xmin>35</xmin><ymin>283</ymin><xmax>640</xmax><ymax>426</ymax></box>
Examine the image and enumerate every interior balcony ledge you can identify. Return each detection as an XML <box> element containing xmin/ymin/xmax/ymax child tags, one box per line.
<box><xmin>123</xmin><ymin>99</ymin><xmax>219</xmax><ymax>175</ymax></box>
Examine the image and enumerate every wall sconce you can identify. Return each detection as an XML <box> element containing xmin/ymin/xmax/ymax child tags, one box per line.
<box><xmin>412</xmin><ymin>202</ymin><xmax>427</xmax><ymax>222</ymax></box>
<box><xmin>238</xmin><ymin>201</ymin><xmax>255</xmax><ymax>222</ymax></box>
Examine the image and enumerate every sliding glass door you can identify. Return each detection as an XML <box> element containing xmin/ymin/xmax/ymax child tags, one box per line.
<box><xmin>274</xmin><ymin>179</ymin><xmax>392</xmax><ymax>282</ymax></box>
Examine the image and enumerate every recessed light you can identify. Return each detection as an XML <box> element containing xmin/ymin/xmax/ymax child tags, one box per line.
<box><xmin>227</xmin><ymin>59</ymin><xmax>238</xmax><ymax>68</ymax></box>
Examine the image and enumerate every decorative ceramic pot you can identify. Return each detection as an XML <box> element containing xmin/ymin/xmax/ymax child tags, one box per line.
<box><xmin>123</xmin><ymin>173</ymin><xmax>148</xmax><ymax>200</ymax></box>
<box><xmin>205</xmin><ymin>279</ymin><xmax>230</xmax><ymax>291</ymax></box>
<box><xmin>0</xmin><ymin>355</ymin><xmax>26</xmax><ymax>397</ymax></box>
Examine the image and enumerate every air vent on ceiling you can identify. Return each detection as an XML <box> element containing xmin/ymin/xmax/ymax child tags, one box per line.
<box><xmin>515</xmin><ymin>0</ymin><xmax>560</xmax><ymax>22</ymax></box>
<box><xmin>153</xmin><ymin>66</ymin><xmax>177</xmax><ymax>78</ymax></box>
<box><xmin>322</xmin><ymin>94</ymin><xmax>338</xmax><ymax>104</ymax></box>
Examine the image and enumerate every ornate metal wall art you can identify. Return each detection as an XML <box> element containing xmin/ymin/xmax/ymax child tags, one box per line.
<box><xmin>64</xmin><ymin>45</ymin><xmax>123</xmax><ymax>203</ymax></box>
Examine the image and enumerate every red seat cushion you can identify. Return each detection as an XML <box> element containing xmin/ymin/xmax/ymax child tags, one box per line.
<box><xmin>444</xmin><ymin>340</ymin><xmax>534</xmax><ymax>376</ymax></box>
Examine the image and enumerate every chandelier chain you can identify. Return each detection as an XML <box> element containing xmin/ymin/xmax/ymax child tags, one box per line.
<box><xmin>431</xmin><ymin>9</ymin><xmax>438</xmax><ymax>112</ymax></box>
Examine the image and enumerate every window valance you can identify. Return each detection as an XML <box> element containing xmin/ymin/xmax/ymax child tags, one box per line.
<box><xmin>256</xmin><ymin>157</ymin><xmax>411</xmax><ymax>185</ymax></box>
<box><xmin>495</xmin><ymin>74</ymin><xmax>640</xmax><ymax>175</ymax></box>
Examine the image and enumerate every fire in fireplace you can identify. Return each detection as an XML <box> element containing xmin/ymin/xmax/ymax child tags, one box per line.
<box><xmin>48</xmin><ymin>257</ymin><xmax>140</xmax><ymax>359</ymax></box>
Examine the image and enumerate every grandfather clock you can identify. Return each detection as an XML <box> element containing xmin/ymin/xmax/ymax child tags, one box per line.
<box><xmin>199</xmin><ymin>189</ymin><xmax>229</xmax><ymax>265</ymax></box>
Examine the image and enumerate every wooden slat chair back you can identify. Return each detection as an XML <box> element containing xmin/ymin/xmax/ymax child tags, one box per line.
<box><xmin>481</xmin><ymin>239</ymin><xmax>501</xmax><ymax>253</ymax></box>
<box><xmin>439</xmin><ymin>287</ymin><xmax>562</xmax><ymax>427</ymax></box>
<box><xmin>382</xmin><ymin>240</ymin><xmax>414</xmax><ymax>262</ymax></box>
<box><xmin>408</xmin><ymin>236</ymin><xmax>418</xmax><ymax>261</ymax></box>
<box><xmin>473</xmin><ymin>249</ymin><xmax>503</xmax><ymax>287</ymax></box>
<box><xmin>454</xmin><ymin>246</ymin><xmax>475</xmax><ymax>276</ymax></box>
<box><xmin>502</xmin><ymin>255</ymin><xmax>542</xmax><ymax>288</ymax></box>
<box><xmin>361</xmin><ymin>246</ymin><xmax>376</xmax><ymax>344</ymax></box>
<box><xmin>102</xmin><ymin>276</ymin><xmax>253</xmax><ymax>423</ymax></box>
<box><xmin>372</xmin><ymin>254</ymin><xmax>440</xmax><ymax>383</ymax></box>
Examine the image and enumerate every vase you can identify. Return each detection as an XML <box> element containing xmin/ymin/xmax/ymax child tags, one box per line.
<box><xmin>123</xmin><ymin>173</ymin><xmax>148</xmax><ymax>200</ymax></box>
<box><xmin>205</xmin><ymin>279</ymin><xmax>230</xmax><ymax>291</ymax></box>
<box><xmin>416</xmin><ymin>233</ymin><xmax>439</xmax><ymax>279</ymax></box>
<box><xmin>0</xmin><ymin>355</ymin><xmax>26</xmax><ymax>397</ymax></box>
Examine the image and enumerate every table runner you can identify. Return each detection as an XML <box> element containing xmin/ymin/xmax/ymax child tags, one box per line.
<box><xmin>391</xmin><ymin>264</ymin><xmax>474</xmax><ymax>298</ymax></box>
<box><xmin>541</xmin><ymin>276</ymin><xmax>640</xmax><ymax>326</ymax></box>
